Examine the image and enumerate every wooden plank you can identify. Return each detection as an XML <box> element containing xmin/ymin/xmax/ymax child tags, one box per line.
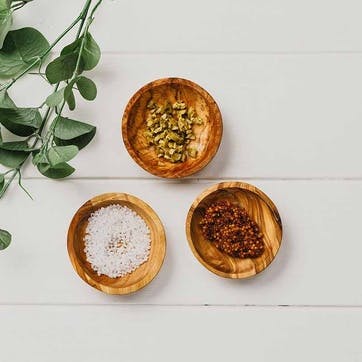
<box><xmin>0</xmin><ymin>179</ymin><xmax>361</xmax><ymax>305</ymax></box>
<box><xmin>15</xmin><ymin>0</ymin><xmax>362</xmax><ymax>52</ymax></box>
<box><xmin>5</xmin><ymin>54</ymin><xmax>362</xmax><ymax>179</ymax></box>
<box><xmin>0</xmin><ymin>306</ymin><xmax>361</xmax><ymax>362</ymax></box>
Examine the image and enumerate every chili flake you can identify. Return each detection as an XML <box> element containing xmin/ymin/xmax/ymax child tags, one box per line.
<box><xmin>199</xmin><ymin>200</ymin><xmax>265</xmax><ymax>258</ymax></box>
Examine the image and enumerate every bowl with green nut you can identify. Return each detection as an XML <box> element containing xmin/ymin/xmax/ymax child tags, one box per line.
<box><xmin>186</xmin><ymin>182</ymin><xmax>283</xmax><ymax>279</ymax></box>
<box><xmin>122</xmin><ymin>78</ymin><xmax>223</xmax><ymax>178</ymax></box>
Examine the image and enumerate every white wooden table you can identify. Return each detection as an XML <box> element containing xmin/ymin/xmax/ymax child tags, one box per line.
<box><xmin>1</xmin><ymin>1</ymin><xmax>362</xmax><ymax>360</ymax></box>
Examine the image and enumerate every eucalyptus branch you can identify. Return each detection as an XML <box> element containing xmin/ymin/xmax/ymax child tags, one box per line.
<box><xmin>0</xmin><ymin>99</ymin><xmax>53</xmax><ymax>200</ymax></box>
<box><xmin>0</xmin><ymin>54</ymin><xmax>72</xmax><ymax>198</ymax></box>
<box><xmin>0</xmin><ymin>0</ymin><xmax>93</xmax><ymax>93</ymax></box>
<box><xmin>43</xmin><ymin>0</ymin><xmax>102</xmax><ymax>143</ymax></box>
<box><xmin>17</xmin><ymin>171</ymin><xmax>33</xmax><ymax>200</ymax></box>
<box><xmin>0</xmin><ymin>0</ymin><xmax>103</xmax><ymax>245</ymax></box>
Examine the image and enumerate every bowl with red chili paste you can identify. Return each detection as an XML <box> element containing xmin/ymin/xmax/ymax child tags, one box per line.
<box><xmin>185</xmin><ymin>182</ymin><xmax>283</xmax><ymax>279</ymax></box>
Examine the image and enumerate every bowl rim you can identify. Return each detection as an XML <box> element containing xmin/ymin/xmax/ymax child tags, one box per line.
<box><xmin>185</xmin><ymin>181</ymin><xmax>283</xmax><ymax>279</ymax></box>
<box><xmin>67</xmin><ymin>192</ymin><xmax>167</xmax><ymax>295</ymax></box>
<box><xmin>121</xmin><ymin>77</ymin><xmax>223</xmax><ymax>178</ymax></box>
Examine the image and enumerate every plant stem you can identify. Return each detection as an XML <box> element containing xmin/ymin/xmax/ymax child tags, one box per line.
<box><xmin>0</xmin><ymin>95</ymin><xmax>56</xmax><ymax>200</ymax></box>
<box><xmin>11</xmin><ymin>1</ymin><xmax>34</xmax><ymax>11</ymax></box>
<box><xmin>47</xmin><ymin>0</ymin><xmax>102</xmax><ymax>136</ymax></box>
<box><xmin>90</xmin><ymin>0</ymin><xmax>103</xmax><ymax>19</ymax></box>
<box><xmin>76</xmin><ymin>7</ymin><xmax>89</xmax><ymax>38</ymax></box>
<box><xmin>0</xmin><ymin>169</ymin><xmax>17</xmax><ymax>199</ymax></box>
<box><xmin>17</xmin><ymin>171</ymin><xmax>33</xmax><ymax>200</ymax></box>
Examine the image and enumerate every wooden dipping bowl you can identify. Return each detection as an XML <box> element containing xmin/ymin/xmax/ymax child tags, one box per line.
<box><xmin>122</xmin><ymin>77</ymin><xmax>223</xmax><ymax>178</ymax></box>
<box><xmin>67</xmin><ymin>193</ymin><xmax>166</xmax><ymax>295</ymax></box>
<box><xmin>186</xmin><ymin>182</ymin><xmax>283</xmax><ymax>279</ymax></box>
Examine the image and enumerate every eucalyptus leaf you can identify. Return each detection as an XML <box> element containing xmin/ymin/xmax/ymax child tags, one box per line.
<box><xmin>45</xmin><ymin>87</ymin><xmax>65</xmax><ymax>107</ymax></box>
<box><xmin>60</xmin><ymin>37</ymin><xmax>81</xmax><ymax>56</ymax></box>
<box><xmin>0</xmin><ymin>1</ymin><xmax>10</xmax><ymax>8</ymax></box>
<box><xmin>0</xmin><ymin>107</ymin><xmax>42</xmax><ymax>136</ymax></box>
<box><xmin>45</xmin><ymin>79</ymin><xmax>76</xmax><ymax>107</ymax></box>
<box><xmin>0</xmin><ymin>140</ymin><xmax>35</xmax><ymax>151</ymax></box>
<box><xmin>76</xmin><ymin>76</ymin><xmax>97</xmax><ymax>100</ymax></box>
<box><xmin>37</xmin><ymin>161</ymin><xmax>75</xmax><ymax>179</ymax></box>
<box><xmin>0</xmin><ymin>89</ymin><xmax>15</xmax><ymax>107</ymax></box>
<box><xmin>53</xmin><ymin>116</ymin><xmax>96</xmax><ymax>150</ymax></box>
<box><xmin>65</xmin><ymin>78</ymin><xmax>77</xmax><ymax>97</ymax></box>
<box><xmin>66</xmin><ymin>89</ymin><xmax>76</xmax><ymax>110</ymax></box>
<box><xmin>0</xmin><ymin>147</ymin><xmax>27</xmax><ymax>167</ymax></box>
<box><xmin>48</xmin><ymin>145</ymin><xmax>78</xmax><ymax>166</ymax></box>
<box><xmin>60</xmin><ymin>33</ymin><xmax>100</xmax><ymax>71</ymax></box>
<box><xmin>0</xmin><ymin>0</ymin><xmax>12</xmax><ymax>49</ymax></box>
<box><xmin>32</xmin><ymin>150</ymin><xmax>47</xmax><ymax>166</ymax></box>
<box><xmin>0</xmin><ymin>27</ymin><xmax>50</xmax><ymax>78</ymax></box>
<box><xmin>0</xmin><ymin>228</ymin><xmax>11</xmax><ymax>250</ymax></box>
<box><xmin>45</xmin><ymin>52</ymin><xmax>78</xmax><ymax>84</ymax></box>
<box><xmin>82</xmin><ymin>33</ymin><xmax>100</xmax><ymax>70</ymax></box>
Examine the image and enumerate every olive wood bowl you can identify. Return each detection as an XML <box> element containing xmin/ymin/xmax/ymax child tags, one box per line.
<box><xmin>186</xmin><ymin>182</ymin><xmax>283</xmax><ymax>279</ymax></box>
<box><xmin>67</xmin><ymin>193</ymin><xmax>166</xmax><ymax>295</ymax></box>
<box><xmin>122</xmin><ymin>77</ymin><xmax>223</xmax><ymax>178</ymax></box>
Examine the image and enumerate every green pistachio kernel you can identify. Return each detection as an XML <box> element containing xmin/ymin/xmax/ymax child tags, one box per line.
<box><xmin>145</xmin><ymin>100</ymin><xmax>204</xmax><ymax>163</ymax></box>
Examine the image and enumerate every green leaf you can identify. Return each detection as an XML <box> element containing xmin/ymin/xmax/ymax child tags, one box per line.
<box><xmin>45</xmin><ymin>52</ymin><xmax>78</xmax><ymax>84</ymax></box>
<box><xmin>0</xmin><ymin>123</ymin><xmax>33</xmax><ymax>168</ymax></box>
<box><xmin>53</xmin><ymin>116</ymin><xmax>95</xmax><ymax>140</ymax></box>
<box><xmin>0</xmin><ymin>89</ymin><xmax>15</xmax><ymax>108</ymax></box>
<box><xmin>60</xmin><ymin>33</ymin><xmax>100</xmax><ymax>71</ymax></box>
<box><xmin>66</xmin><ymin>88</ymin><xmax>76</xmax><ymax>110</ymax></box>
<box><xmin>0</xmin><ymin>0</ymin><xmax>12</xmax><ymax>49</ymax></box>
<box><xmin>45</xmin><ymin>78</ymin><xmax>77</xmax><ymax>107</ymax></box>
<box><xmin>0</xmin><ymin>148</ymin><xmax>27</xmax><ymax>167</ymax></box>
<box><xmin>0</xmin><ymin>172</ymin><xmax>4</xmax><ymax>190</ymax></box>
<box><xmin>0</xmin><ymin>140</ymin><xmax>34</xmax><ymax>151</ymax></box>
<box><xmin>0</xmin><ymin>27</ymin><xmax>50</xmax><ymax>78</ymax></box>
<box><xmin>82</xmin><ymin>33</ymin><xmax>101</xmax><ymax>70</ymax></box>
<box><xmin>32</xmin><ymin>150</ymin><xmax>47</xmax><ymax>166</ymax></box>
<box><xmin>48</xmin><ymin>145</ymin><xmax>78</xmax><ymax>166</ymax></box>
<box><xmin>0</xmin><ymin>107</ymin><xmax>42</xmax><ymax>136</ymax></box>
<box><xmin>76</xmin><ymin>76</ymin><xmax>97</xmax><ymax>101</ymax></box>
<box><xmin>0</xmin><ymin>228</ymin><xmax>11</xmax><ymax>250</ymax></box>
<box><xmin>60</xmin><ymin>38</ymin><xmax>81</xmax><ymax>56</ymax></box>
<box><xmin>37</xmin><ymin>161</ymin><xmax>75</xmax><ymax>179</ymax></box>
<box><xmin>53</xmin><ymin>116</ymin><xmax>96</xmax><ymax>150</ymax></box>
<box><xmin>64</xmin><ymin>78</ymin><xmax>77</xmax><ymax>111</ymax></box>
<box><xmin>45</xmin><ymin>87</ymin><xmax>65</xmax><ymax>107</ymax></box>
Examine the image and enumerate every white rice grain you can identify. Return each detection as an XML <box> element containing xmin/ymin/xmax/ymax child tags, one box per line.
<box><xmin>84</xmin><ymin>204</ymin><xmax>151</xmax><ymax>278</ymax></box>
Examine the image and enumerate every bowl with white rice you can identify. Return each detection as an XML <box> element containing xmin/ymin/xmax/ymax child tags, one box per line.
<box><xmin>67</xmin><ymin>193</ymin><xmax>166</xmax><ymax>294</ymax></box>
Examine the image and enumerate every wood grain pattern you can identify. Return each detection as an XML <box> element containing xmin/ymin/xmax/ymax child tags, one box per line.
<box><xmin>67</xmin><ymin>193</ymin><xmax>166</xmax><ymax>295</ymax></box>
<box><xmin>186</xmin><ymin>182</ymin><xmax>283</xmax><ymax>278</ymax></box>
<box><xmin>122</xmin><ymin>77</ymin><xmax>223</xmax><ymax>178</ymax></box>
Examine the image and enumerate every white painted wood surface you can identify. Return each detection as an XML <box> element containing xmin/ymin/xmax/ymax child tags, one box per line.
<box><xmin>1</xmin><ymin>306</ymin><xmax>361</xmax><ymax>362</ymax></box>
<box><xmin>8</xmin><ymin>53</ymin><xmax>362</xmax><ymax>179</ymax></box>
<box><xmin>1</xmin><ymin>179</ymin><xmax>362</xmax><ymax>306</ymax></box>
<box><xmin>1</xmin><ymin>0</ymin><xmax>361</xmax><ymax>361</ymax></box>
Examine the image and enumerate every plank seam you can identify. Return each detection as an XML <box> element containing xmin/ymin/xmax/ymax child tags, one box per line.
<box><xmin>12</xmin><ymin>177</ymin><xmax>362</xmax><ymax>181</ymax></box>
<box><xmin>0</xmin><ymin>303</ymin><xmax>361</xmax><ymax>308</ymax></box>
<box><xmin>51</xmin><ymin>50</ymin><xmax>362</xmax><ymax>56</ymax></box>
